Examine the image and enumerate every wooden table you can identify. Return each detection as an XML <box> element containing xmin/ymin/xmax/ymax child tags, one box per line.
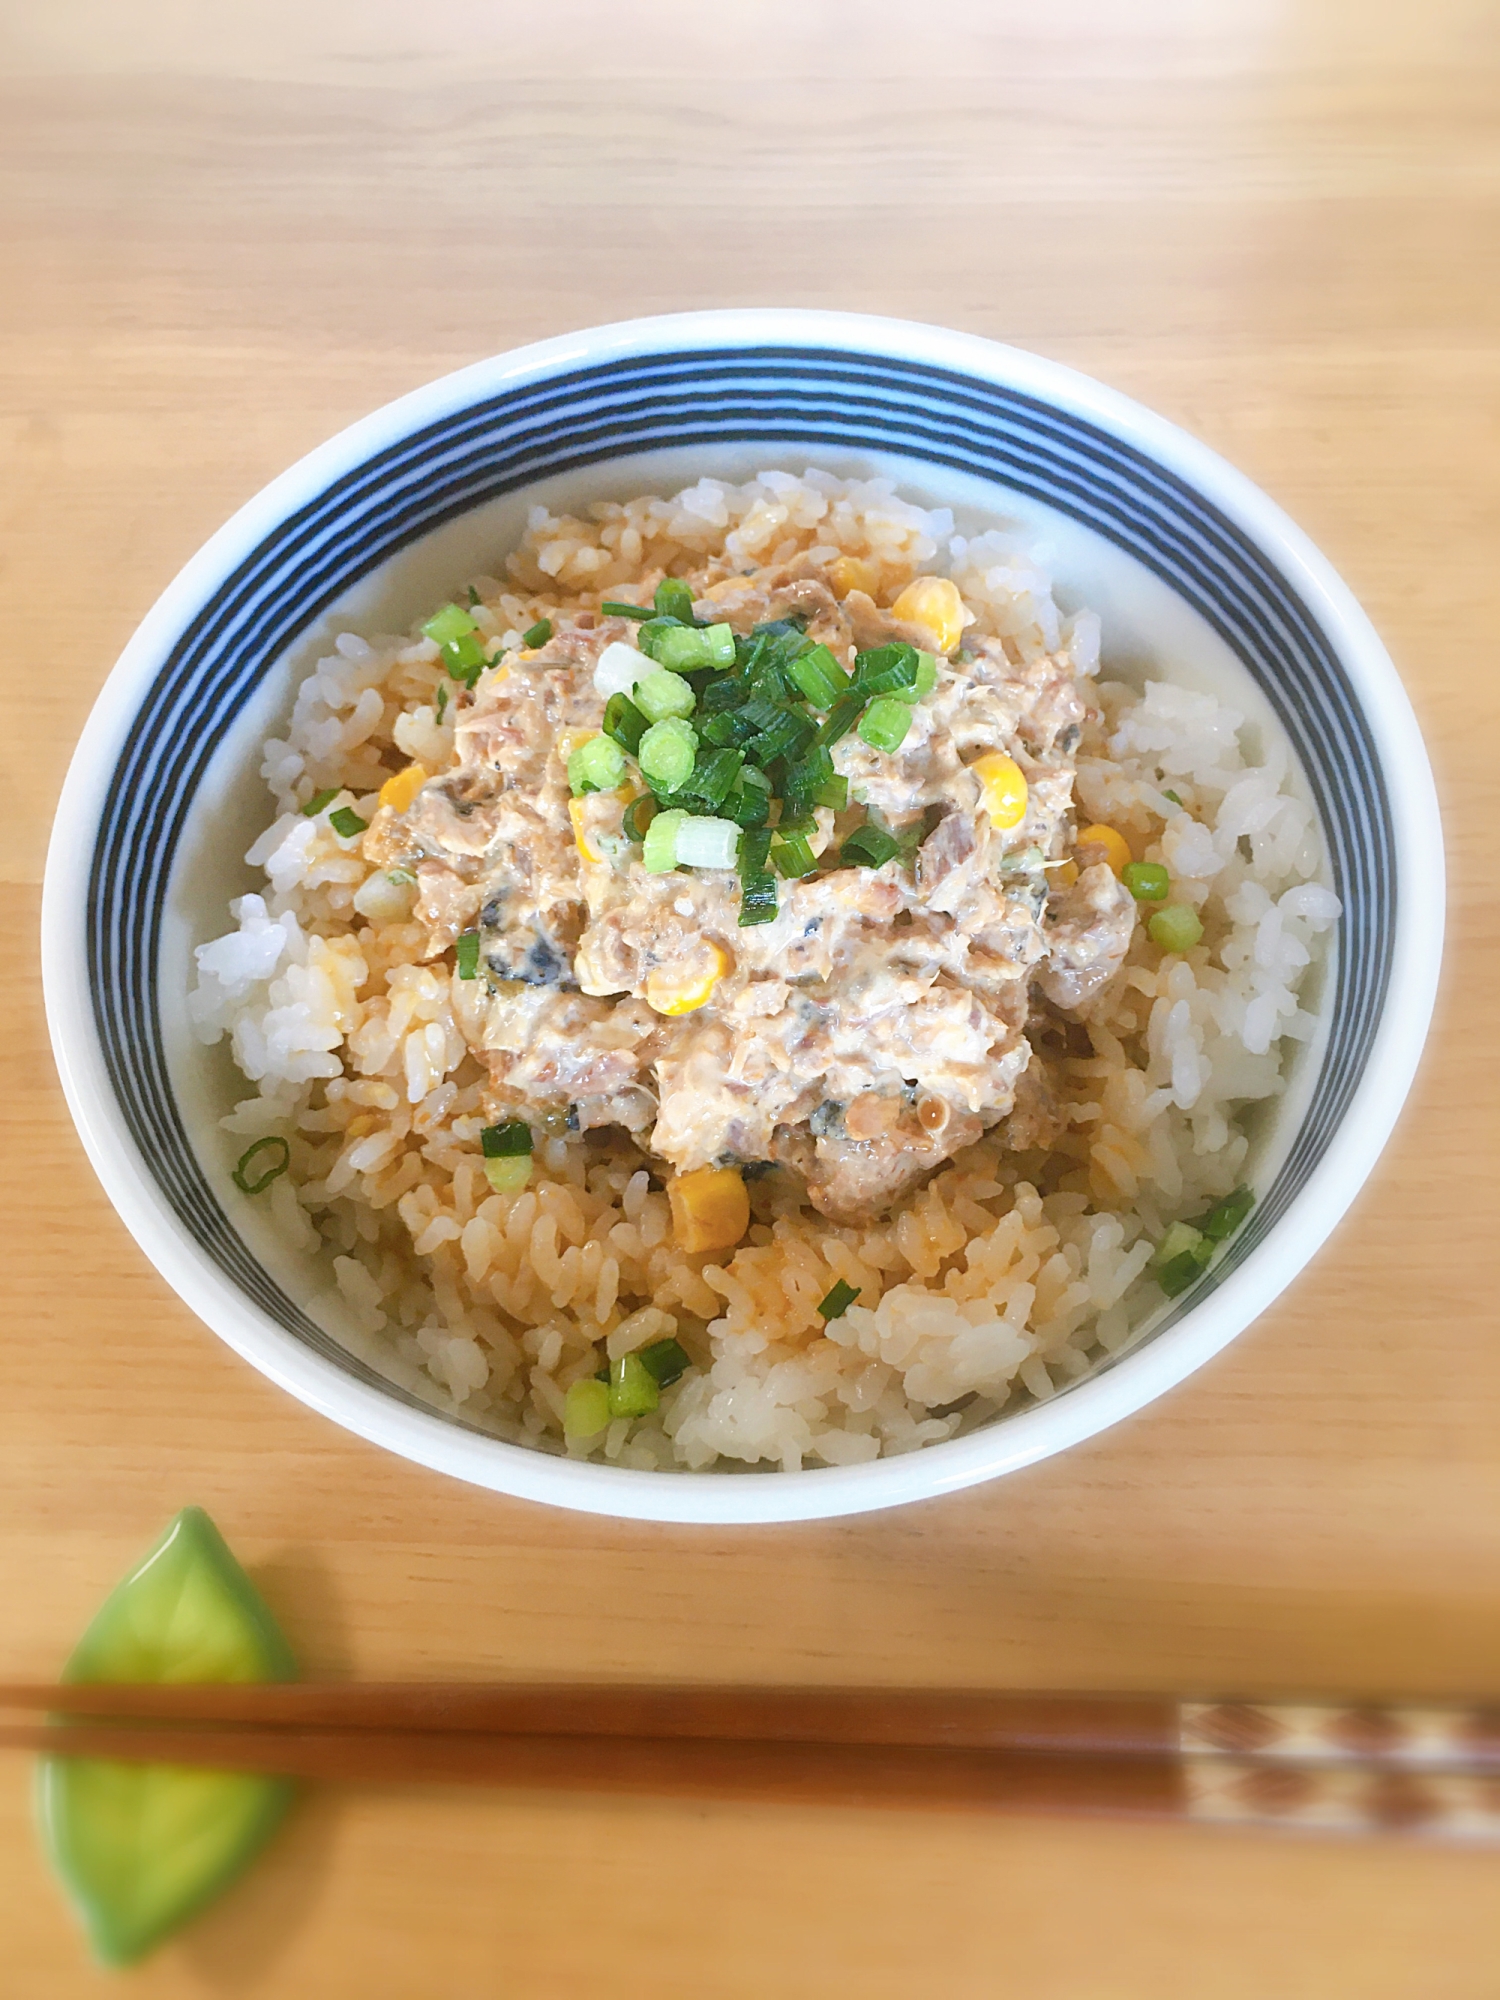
<box><xmin>4</xmin><ymin>3</ymin><xmax>1497</xmax><ymax>1992</ymax></box>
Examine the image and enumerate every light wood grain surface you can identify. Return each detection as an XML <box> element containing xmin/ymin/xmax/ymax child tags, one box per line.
<box><xmin>3</xmin><ymin>2</ymin><xmax>1498</xmax><ymax>1992</ymax></box>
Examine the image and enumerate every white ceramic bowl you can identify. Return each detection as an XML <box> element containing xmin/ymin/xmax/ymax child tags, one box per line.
<box><xmin>42</xmin><ymin>310</ymin><xmax>1443</xmax><ymax>1523</ymax></box>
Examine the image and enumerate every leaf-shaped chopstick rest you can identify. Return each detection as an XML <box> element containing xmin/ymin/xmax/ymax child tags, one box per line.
<box><xmin>37</xmin><ymin>1507</ymin><xmax>298</xmax><ymax>1965</ymax></box>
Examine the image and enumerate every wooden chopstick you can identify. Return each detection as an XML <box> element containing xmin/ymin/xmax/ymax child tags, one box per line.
<box><xmin>2</xmin><ymin>1684</ymin><xmax>1497</xmax><ymax>1768</ymax></box>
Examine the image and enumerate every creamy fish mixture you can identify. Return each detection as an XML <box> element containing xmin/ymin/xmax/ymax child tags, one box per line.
<box><xmin>362</xmin><ymin>556</ymin><xmax>1136</xmax><ymax>1225</ymax></box>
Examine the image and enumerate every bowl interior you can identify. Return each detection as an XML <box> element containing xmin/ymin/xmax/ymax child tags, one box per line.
<box><xmin>65</xmin><ymin>328</ymin><xmax>1407</xmax><ymax>1517</ymax></box>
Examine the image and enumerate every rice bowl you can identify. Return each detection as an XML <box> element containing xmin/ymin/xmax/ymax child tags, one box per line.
<box><xmin>41</xmin><ymin>312</ymin><xmax>1441</xmax><ymax>1520</ymax></box>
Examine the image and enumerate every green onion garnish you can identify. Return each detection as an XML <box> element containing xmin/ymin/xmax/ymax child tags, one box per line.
<box><xmin>622</xmin><ymin>794</ymin><xmax>656</xmax><ymax>842</ymax></box>
<box><xmin>817</xmin><ymin>1279</ymin><xmax>859</xmax><ymax>1320</ymax></box>
<box><xmin>639</xmin><ymin>1336</ymin><xmax>691</xmax><ymax>1387</ymax></box>
<box><xmin>683</xmin><ymin>746</ymin><xmax>744</xmax><ymax>809</ymax></box>
<box><xmin>653</xmin><ymin>577</ymin><xmax>698</xmax><ymax>624</ymax></box>
<box><xmin>603</xmin><ymin>692</ymin><xmax>649</xmax><ymax>758</ymax></box>
<box><xmin>1148</xmin><ymin>904</ymin><xmax>1204</xmax><ymax>953</ymax></box>
<box><xmin>1200</xmin><ymin>1186</ymin><xmax>1255</xmax><ymax>1241</ymax></box>
<box><xmin>600</xmin><ymin>600</ymin><xmax>654</xmax><ymax>620</ymax></box>
<box><xmin>466</xmin><ymin>586</ymin><xmax>482</xmax><ymax>607</ymax></box>
<box><xmin>839</xmin><ymin>823</ymin><xmax>902</xmax><ymax>870</ymax></box>
<box><xmin>563</xmin><ymin>1377</ymin><xmax>612</xmax><ymax>1439</ymax></box>
<box><xmin>522</xmin><ymin>618</ymin><xmax>552</xmax><ymax>648</ymax></box>
<box><xmin>568</xmin><ymin>733</ymin><xmax>627</xmax><ymax>796</ymax></box>
<box><xmin>435</xmin><ymin>682</ymin><xmax>449</xmax><ymax>722</ymax></box>
<box><xmin>328</xmin><ymin>806</ymin><xmax>368</xmax><ymax>839</ymax></box>
<box><xmin>771</xmin><ymin>832</ymin><xmax>818</xmax><ymax>879</ymax></box>
<box><xmin>1153</xmin><ymin>1219</ymin><xmax>1214</xmax><ymax>1298</ymax></box>
<box><xmin>788</xmin><ymin>643</ymin><xmax>853</xmax><ymax>709</ymax></box>
<box><xmin>748</xmin><ymin>708</ymin><xmax>815</xmax><ymax>768</ymax></box>
<box><xmin>1122</xmin><ymin>861</ymin><xmax>1171</xmax><ymax>902</ymax></box>
<box><xmin>642</xmin><ymin>807</ymin><xmax>687</xmax><ymax>874</ymax></box>
<box><xmin>422</xmin><ymin>602</ymin><xmax>477</xmax><ymax>646</ymax></box>
<box><xmin>454</xmin><ymin>929</ymin><xmax>482</xmax><ymax>979</ymax></box>
<box><xmin>440</xmin><ymin>630</ymin><xmax>487</xmax><ymax>683</ymax></box>
<box><xmin>481</xmin><ymin>1119</ymin><xmax>533</xmax><ymax>1158</ymax></box>
<box><xmin>813</xmin><ymin>773</ymin><xmax>849</xmax><ymax>811</ymax></box>
<box><xmin>633</xmin><ymin>669</ymin><xmax>697</xmax><ymax>723</ymax></box>
<box><xmin>232</xmin><ymin>1135</ymin><xmax>290</xmax><ymax>1195</ymax></box>
<box><xmin>301</xmin><ymin>786</ymin><xmax>339</xmax><ymax>818</ymax></box>
<box><xmin>817</xmin><ymin>692</ymin><xmax>864</xmax><ymax>750</ymax></box>
<box><xmin>857</xmin><ymin>697</ymin><xmax>914</xmax><ymax>754</ymax></box>
<box><xmin>1163</xmin><ymin>789</ymin><xmax>1183</xmax><ymax>807</ymax></box>
<box><xmin>645</xmin><ymin>622</ymin><xmax>735</xmax><ymax>674</ymax></box>
<box><xmin>738</xmin><ymin>825</ymin><xmax>773</xmax><ymax>881</ymax></box>
<box><xmin>723</xmin><ymin>779</ymin><xmax>771</xmax><ymax>828</ymax></box>
<box><xmin>608</xmin><ymin>1351</ymin><xmax>660</xmax><ymax>1418</ymax></box>
<box><xmin>675</xmin><ymin>815</ymin><xmax>741</xmax><ymax>871</ymax></box>
<box><xmin>484</xmin><ymin>1155</ymin><xmax>532</xmax><ymax>1195</ymax></box>
<box><xmin>639</xmin><ymin>718</ymin><xmax>698</xmax><ymax>793</ymax></box>
<box><xmin>854</xmin><ymin>642</ymin><xmax>920</xmax><ymax>697</ymax></box>
<box><xmin>895</xmin><ymin>653</ymin><xmax>940</xmax><ymax>702</ymax></box>
<box><xmin>738</xmin><ymin>873</ymin><xmax>779</xmax><ymax>926</ymax></box>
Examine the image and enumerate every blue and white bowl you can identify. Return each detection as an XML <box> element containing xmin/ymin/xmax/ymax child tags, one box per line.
<box><xmin>42</xmin><ymin>311</ymin><xmax>1443</xmax><ymax>1523</ymax></box>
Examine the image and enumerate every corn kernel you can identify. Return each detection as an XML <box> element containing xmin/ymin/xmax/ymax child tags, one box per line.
<box><xmin>667</xmin><ymin>1164</ymin><xmax>750</xmax><ymax>1254</ymax></box>
<box><xmin>970</xmin><ymin>752</ymin><xmax>1029</xmax><ymax>831</ymax></box>
<box><xmin>378</xmin><ymin>762</ymin><xmax>427</xmax><ymax>814</ymax></box>
<box><xmin>1050</xmin><ymin>859</ymin><xmax>1080</xmax><ymax>888</ymax></box>
<box><xmin>569</xmin><ymin>796</ymin><xmax>603</xmax><ymax>865</ymax></box>
<box><xmin>1076</xmin><ymin>823</ymin><xmax>1132</xmax><ymax>876</ymax></box>
<box><xmin>890</xmin><ymin>576</ymin><xmax>967</xmax><ymax>653</ymax></box>
<box><xmin>645</xmin><ymin>943</ymin><xmax>728</xmax><ymax>1017</ymax></box>
<box><xmin>828</xmin><ymin>555</ymin><xmax>878</xmax><ymax>599</ymax></box>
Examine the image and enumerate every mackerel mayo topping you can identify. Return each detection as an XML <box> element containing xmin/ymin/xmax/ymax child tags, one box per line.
<box><xmin>364</xmin><ymin>556</ymin><xmax>1135</xmax><ymax>1223</ymax></box>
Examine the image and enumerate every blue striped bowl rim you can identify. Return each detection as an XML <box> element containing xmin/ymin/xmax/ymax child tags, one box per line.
<box><xmin>42</xmin><ymin>312</ymin><xmax>1443</xmax><ymax>1523</ymax></box>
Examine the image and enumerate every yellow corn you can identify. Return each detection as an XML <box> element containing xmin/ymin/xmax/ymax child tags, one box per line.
<box><xmin>971</xmin><ymin>752</ymin><xmax>1029</xmax><ymax>831</ymax></box>
<box><xmin>667</xmin><ymin>1164</ymin><xmax>750</xmax><ymax>1254</ymax></box>
<box><xmin>378</xmin><ymin>762</ymin><xmax>427</xmax><ymax>815</ymax></box>
<box><xmin>569</xmin><ymin>796</ymin><xmax>603</xmax><ymax>865</ymax></box>
<box><xmin>828</xmin><ymin>555</ymin><xmax>877</xmax><ymax>599</ymax></box>
<box><xmin>891</xmin><ymin>576</ymin><xmax>967</xmax><ymax>653</ymax></box>
<box><xmin>645</xmin><ymin>943</ymin><xmax>728</xmax><ymax>1017</ymax></box>
<box><xmin>1050</xmin><ymin>858</ymin><xmax>1080</xmax><ymax>888</ymax></box>
<box><xmin>1076</xmin><ymin>822</ymin><xmax>1132</xmax><ymax>876</ymax></box>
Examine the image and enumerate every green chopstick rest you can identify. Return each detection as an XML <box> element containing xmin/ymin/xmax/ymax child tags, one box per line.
<box><xmin>37</xmin><ymin>1506</ymin><xmax>299</xmax><ymax>1966</ymax></box>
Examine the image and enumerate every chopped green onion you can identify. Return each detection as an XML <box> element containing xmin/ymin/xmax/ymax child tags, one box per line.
<box><xmin>653</xmin><ymin>576</ymin><xmax>698</xmax><ymax>623</ymax></box>
<box><xmin>608</xmin><ymin>1351</ymin><xmax>660</xmax><ymax>1419</ymax></box>
<box><xmin>639</xmin><ymin>1336</ymin><xmax>691</xmax><ymax>1387</ymax></box>
<box><xmin>301</xmin><ymin>786</ymin><xmax>339</xmax><ymax>818</ymax></box>
<box><xmin>422</xmin><ymin>602</ymin><xmax>477</xmax><ymax>646</ymax></box>
<box><xmin>1155</xmin><ymin>1220</ymin><xmax>1208</xmax><ymax>1269</ymax></box>
<box><xmin>563</xmin><ymin>1377</ymin><xmax>612</xmax><ymax>1439</ymax></box>
<box><xmin>1157</xmin><ymin>1248</ymin><xmax>1206</xmax><ymax>1298</ymax></box>
<box><xmin>633</xmin><ymin>669</ymin><xmax>697</xmax><ymax>722</ymax></box>
<box><xmin>1122</xmin><ymin>861</ymin><xmax>1171</xmax><ymax>902</ymax></box>
<box><xmin>603</xmin><ymin>692</ymin><xmax>649</xmax><ymax>758</ymax></box>
<box><xmin>856</xmin><ymin>697</ymin><xmax>915</xmax><ymax>754</ymax></box>
<box><xmin>895</xmin><ymin>653</ymin><xmax>940</xmax><ymax>702</ymax></box>
<box><xmin>675</xmin><ymin>816</ymin><xmax>741</xmax><ymax>871</ymax></box>
<box><xmin>683</xmin><ymin>746</ymin><xmax>744</xmax><ymax>809</ymax></box>
<box><xmin>232</xmin><ymin>1135</ymin><xmax>290</xmax><ymax>1195</ymax></box>
<box><xmin>780</xmin><ymin>746</ymin><xmax>835</xmax><ymax>815</ymax></box>
<box><xmin>642</xmin><ymin>807</ymin><xmax>687</xmax><ymax>874</ymax></box>
<box><xmin>854</xmin><ymin>642</ymin><xmax>920</xmax><ymax>697</ymax></box>
<box><xmin>701</xmin><ymin>672</ymin><xmax>749</xmax><ymax>716</ymax></box>
<box><xmin>817</xmin><ymin>692</ymin><xmax>864</xmax><ymax>750</ymax></box>
<box><xmin>455</xmin><ymin>929</ymin><xmax>482</xmax><ymax>979</ymax></box>
<box><xmin>771</xmin><ymin>832</ymin><xmax>818</xmax><ymax>879</ymax></box>
<box><xmin>435</xmin><ymin>683</ymin><xmax>449</xmax><ymax>723</ymax></box>
<box><xmin>622</xmin><ymin>794</ymin><xmax>656</xmax><ymax>842</ymax></box>
<box><xmin>639</xmin><ymin>718</ymin><xmax>698</xmax><ymax>793</ymax></box>
<box><xmin>568</xmin><ymin>733</ymin><xmax>626</xmax><ymax>796</ymax></box>
<box><xmin>328</xmin><ymin>806</ymin><xmax>368</xmax><ymax>839</ymax></box>
<box><xmin>646</xmin><ymin>622</ymin><xmax>736</xmax><ymax>673</ymax></box>
<box><xmin>788</xmin><ymin>643</ymin><xmax>853</xmax><ymax>709</ymax></box>
<box><xmin>522</xmin><ymin>618</ymin><xmax>552</xmax><ymax>648</ymax></box>
<box><xmin>1200</xmin><ymin>1186</ymin><xmax>1255</xmax><ymax>1241</ymax></box>
<box><xmin>748</xmin><ymin>708</ymin><xmax>815</xmax><ymax>768</ymax></box>
<box><xmin>739</xmin><ymin>826</ymin><xmax>773</xmax><ymax>880</ymax></box>
<box><xmin>1148</xmin><ymin>904</ymin><xmax>1204</xmax><ymax>953</ymax></box>
<box><xmin>1163</xmin><ymin>789</ymin><xmax>1184</xmax><ymax>807</ymax></box>
<box><xmin>440</xmin><ymin>630</ymin><xmax>487</xmax><ymax>680</ymax></box>
<box><xmin>481</xmin><ymin>1120</ymin><xmax>533</xmax><ymax>1158</ymax></box>
<box><xmin>839</xmin><ymin>823</ymin><xmax>902</xmax><ymax>870</ymax></box>
<box><xmin>483</xmin><ymin>1155</ymin><xmax>532</xmax><ymax>1195</ymax></box>
<box><xmin>466</xmin><ymin>586</ymin><xmax>482</xmax><ymax>607</ymax></box>
<box><xmin>738</xmin><ymin>873</ymin><xmax>779</xmax><ymax>926</ymax></box>
<box><xmin>817</xmin><ymin>1279</ymin><xmax>860</xmax><ymax>1320</ymax></box>
<box><xmin>723</xmin><ymin>780</ymin><xmax>772</xmax><ymax>828</ymax></box>
<box><xmin>600</xmin><ymin>600</ymin><xmax>654</xmax><ymax>620</ymax></box>
<box><xmin>813</xmin><ymin>774</ymin><xmax>848</xmax><ymax>811</ymax></box>
<box><xmin>701</xmin><ymin>710</ymin><xmax>757</xmax><ymax>749</ymax></box>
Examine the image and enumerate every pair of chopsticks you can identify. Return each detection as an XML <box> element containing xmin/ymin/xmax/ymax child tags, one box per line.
<box><xmin>5</xmin><ymin>1685</ymin><xmax>1499</xmax><ymax>1836</ymax></box>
